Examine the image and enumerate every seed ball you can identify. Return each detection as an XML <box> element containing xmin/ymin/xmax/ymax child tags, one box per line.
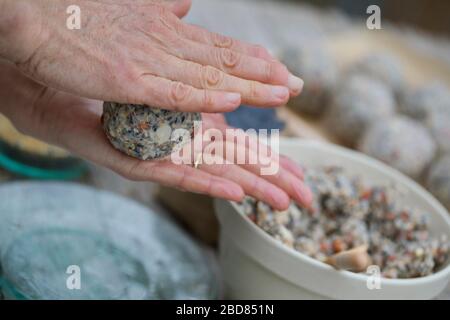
<box><xmin>102</xmin><ymin>102</ymin><xmax>201</xmax><ymax>160</ymax></box>
<box><xmin>358</xmin><ymin>116</ymin><xmax>436</xmax><ymax>179</ymax></box>
<box><xmin>280</xmin><ymin>44</ymin><xmax>338</xmax><ymax>116</ymax></box>
<box><xmin>349</xmin><ymin>53</ymin><xmax>404</xmax><ymax>94</ymax></box>
<box><xmin>425</xmin><ymin>111</ymin><xmax>450</xmax><ymax>155</ymax></box>
<box><xmin>325</xmin><ymin>74</ymin><xmax>396</xmax><ymax>146</ymax></box>
<box><xmin>427</xmin><ymin>155</ymin><xmax>450</xmax><ymax>211</ymax></box>
<box><xmin>399</xmin><ymin>82</ymin><xmax>450</xmax><ymax>121</ymax></box>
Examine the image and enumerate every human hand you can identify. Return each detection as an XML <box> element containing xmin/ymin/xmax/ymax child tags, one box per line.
<box><xmin>25</xmin><ymin>90</ymin><xmax>311</xmax><ymax>209</ymax></box>
<box><xmin>4</xmin><ymin>0</ymin><xmax>303</xmax><ymax>114</ymax></box>
<box><xmin>1</xmin><ymin>61</ymin><xmax>310</xmax><ymax>210</ymax></box>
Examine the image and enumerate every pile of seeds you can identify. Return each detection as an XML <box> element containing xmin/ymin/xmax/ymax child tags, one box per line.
<box><xmin>239</xmin><ymin>166</ymin><xmax>449</xmax><ymax>279</ymax></box>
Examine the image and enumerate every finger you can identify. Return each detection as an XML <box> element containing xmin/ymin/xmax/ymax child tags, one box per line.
<box><xmin>129</xmin><ymin>75</ymin><xmax>241</xmax><ymax>112</ymax></box>
<box><xmin>54</xmin><ymin>99</ymin><xmax>245</xmax><ymax>201</ymax></box>
<box><xmin>239</xmin><ymin>161</ymin><xmax>312</xmax><ymax>208</ymax></box>
<box><xmin>156</xmin><ymin>55</ymin><xmax>290</xmax><ymax>107</ymax></box>
<box><xmin>172</xmin><ymin>37</ymin><xmax>305</xmax><ymax>95</ymax></box>
<box><xmin>115</xmin><ymin>158</ymin><xmax>245</xmax><ymax>201</ymax></box>
<box><xmin>202</xmin><ymin>118</ymin><xmax>304</xmax><ymax>180</ymax></box>
<box><xmin>279</xmin><ymin>155</ymin><xmax>305</xmax><ymax>180</ymax></box>
<box><xmin>234</xmin><ymin>140</ymin><xmax>309</xmax><ymax>205</ymax></box>
<box><xmin>203</xmin><ymin>113</ymin><xmax>227</xmax><ymax>126</ymax></box>
<box><xmin>178</xmin><ymin>23</ymin><xmax>274</xmax><ymax>61</ymax></box>
<box><xmin>193</xmin><ymin>129</ymin><xmax>311</xmax><ymax>207</ymax></box>
<box><xmin>198</xmin><ymin>155</ymin><xmax>290</xmax><ymax>210</ymax></box>
<box><xmin>219</xmin><ymin>139</ymin><xmax>312</xmax><ymax>207</ymax></box>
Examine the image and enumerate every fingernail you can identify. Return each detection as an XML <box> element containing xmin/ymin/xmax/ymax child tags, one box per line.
<box><xmin>225</xmin><ymin>92</ymin><xmax>241</xmax><ymax>106</ymax></box>
<box><xmin>271</xmin><ymin>86</ymin><xmax>289</xmax><ymax>100</ymax></box>
<box><xmin>288</xmin><ymin>74</ymin><xmax>304</xmax><ymax>94</ymax></box>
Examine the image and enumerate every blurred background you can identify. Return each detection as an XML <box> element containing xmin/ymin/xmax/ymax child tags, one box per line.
<box><xmin>288</xmin><ymin>0</ymin><xmax>450</xmax><ymax>36</ymax></box>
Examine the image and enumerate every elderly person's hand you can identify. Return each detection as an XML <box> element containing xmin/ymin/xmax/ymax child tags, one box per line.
<box><xmin>0</xmin><ymin>60</ymin><xmax>311</xmax><ymax>210</ymax></box>
<box><xmin>0</xmin><ymin>0</ymin><xmax>303</xmax><ymax>113</ymax></box>
<box><xmin>0</xmin><ymin>0</ymin><xmax>311</xmax><ymax>209</ymax></box>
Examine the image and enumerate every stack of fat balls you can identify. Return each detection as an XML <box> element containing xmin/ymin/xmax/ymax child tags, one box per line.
<box><xmin>280</xmin><ymin>44</ymin><xmax>450</xmax><ymax>211</ymax></box>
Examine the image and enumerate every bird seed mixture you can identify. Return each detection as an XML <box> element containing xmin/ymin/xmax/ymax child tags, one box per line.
<box><xmin>239</xmin><ymin>166</ymin><xmax>449</xmax><ymax>279</ymax></box>
<box><xmin>102</xmin><ymin>102</ymin><xmax>201</xmax><ymax>160</ymax></box>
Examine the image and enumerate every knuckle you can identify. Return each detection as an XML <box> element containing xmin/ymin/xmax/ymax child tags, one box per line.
<box><xmin>220</xmin><ymin>48</ymin><xmax>240</xmax><ymax>69</ymax></box>
<box><xmin>113</xmin><ymin>63</ymin><xmax>141</xmax><ymax>100</ymax></box>
<box><xmin>170</xmin><ymin>81</ymin><xmax>192</xmax><ymax>104</ymax></box>
<box><xmin>112</xmin><ymin>57</ymin><xmax>138</xmax><ymax>84</ymax></box>
<box><xmin>202</xmin><ymin>90</ymin><xmax>215</xmax><ymax>110</ymax></box>
<box><xmin>166</xmin><ymin>82</ymin><xmax>180</xmax><ymax>111</ymax></box>
<box><xmin>202</xmin><ymin>65</ymin><xmax>223</xmax><ymax>88</ymax></box>
<box><xmin>205</xmin><ymin>176</ymin><xmax>214</xmax><ymax>195</ymax></box>
<box><xmin>147</xmin><ymin>6</ymin><xmax>178</xmax><ymax>34</ymax></box>
<box><xmin>141</xmin><ymin>164</ymin><xmax>157</xmax><ymax>181</ymax></box>
<box><xmin>160</xmin><ymin>17</ymin><xmax>179</xmax><ymax>35</ymax></box>
<box><xmin>176</xmin><ymin>166</ymin><xmax>189</xmax><ymax>189</ymax></box>
<box><xmin>264</xmin><ymin>61</ymin><xmax>275</xmax><ymax>82</ymax></box>
<box><xmin>17</xmin><ymin>48</ymin><xmax>50</xmax><ymax>81</ymax></box>
<box><xmin>123</xmin><ymin>161</ymin><xmax>145</xmax><ymax>181</ymax></box>
<box><xmin>249</xmin><ymin>176</ymin><xmax>260</xmax><ymax>195</ymax></box>
<box><xmin>248</xmin><ymin>81</ymin><xmax>259</xmax><ymax>98</ymax></box>
<box><xmin>212</xmin><ymin>33</ymin><xmax>233</xmax><ymax>48</ymax></box>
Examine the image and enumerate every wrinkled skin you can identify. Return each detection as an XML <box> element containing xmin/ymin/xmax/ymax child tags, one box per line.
<box><xmin>2</xmin><ymin>0</ymin><xmax>303</xmax><ymax>111</ymax></box>
<box><xmin>0</xmin><ymin>0</ymin><xmax>311</xmax><ymax>210</ymax></box>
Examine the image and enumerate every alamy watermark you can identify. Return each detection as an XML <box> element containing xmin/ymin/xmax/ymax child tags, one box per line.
<box><xmin>66</xmin><ymin>5</ymin><xmax>81</xmax><ymax>30</ymax></box>
<box><xmin>170</xmin><ymin>121</ymin><xmax>281</xmax><ymax>176</ymax></box>
<box><xmin>66</xmin><ymin>265</ymin><xmax>81</xmax><ymax>290</ymax></box>
<box><xmin>366</xmin><ymin>265</ymin><xmax>381</xmax><ymax>290</ymax></box>
<box><xmin>366</xmin><ymin>5</ymin><xmax>382</xmax><ymax>30</ymax></box>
